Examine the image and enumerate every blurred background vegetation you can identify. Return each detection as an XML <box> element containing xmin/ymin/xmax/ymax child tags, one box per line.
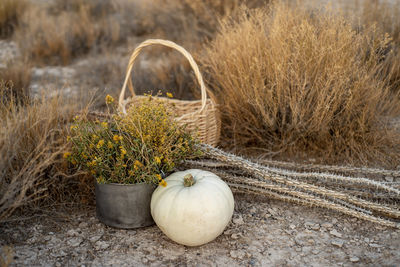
<box><xmin>1</xmin><ymin>0</ymin><xmax>400</xmax><ymax>219</ymax></box>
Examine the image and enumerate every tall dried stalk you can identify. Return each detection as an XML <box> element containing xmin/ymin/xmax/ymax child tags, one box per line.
<box><xmin>184</xmin><ymin>144</ymin><xmax>400</xmax><ymax>229</ymax></box>
<box><xmin>257</xmin><ymin>158</ymin><xmax>400</xmax><ymax>180</ymax></box>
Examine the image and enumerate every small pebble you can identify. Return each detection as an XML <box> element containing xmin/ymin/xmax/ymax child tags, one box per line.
<box><xmin>331</xmin><ymin>239</ymin><xmax>345</xmax><ymax>248</ymax></box>
<box><xmin>230</xmin><ymin>250</ymin><xmax>245</xmax><ymax>259</ymax></box>
<box><xmin>369</xmin><ymin>243</ymin><xmax>383</xmax><ymax>248</ymax></box>
<box><xmin>349</xmin><ymin>256</ymin><xmax>360</xmax><ymax>263</ymax></box>
<box><xmin>322</xmin><ymin>223</ymin><xmax>333</xmax><ymax>229</ymax></box>
<box><xmin>231</xmin><ymin>233</ymin><xmax>240</xmax><ymax>240</ymax></box>
<box><xmin>267</xmin><ymin>208</ymin><xmax>277</xmax><ymax>216</ymax></box>
<box><xmin>94</xmin><ymin>241</ymin><xmax>110</xmax><ymax>250</ymax></box>
<box><xmin>384</xmin><ymin>176</ymin><xmax>394</xmax><ymax>182</ymax></box>
<box><xmin>67</xmin><ymin>229</ymin><xmax>79</xmax><ymax>237</ymax></box>
<box><xmin>264</xmin><ymin>213</ymin><xmax>271</xmax><ymax>219</ymax></box>
<box><xmin>311</xmin><ymin>224</ymin><xmax>320</xmax><ymax>231</ymax></box>
<box><xmin>233</xmin><ymin>215</ymin><xmax>244</xmax><ymax>225</ymax></box>
<box><xmin>67</xmin><ymin>237</ymin><xmax>83</xmax><ymax>248</ymax></box>
<box><xmin>304</xmin><ymin>222</ymin><xmax>314</xmax><ymax>228</ymax></box>
<box><xmin>79</xmin><ymin>222</ymin><xmax>88</xmax><ymax>228</ymax></box>
<box><xmin>330</xmin><ymin>229</ymin><xmax>342</xmax><ymax>238</ymax></box>
<box><xmin>90</xmin><ymin>235</ymin><xmax>103</xmax><ymax>243</ymax></box>
<box><xmin>146</xmin><ymin>254</ymin><xmax>157</xmax><ymax>262</ymax></box>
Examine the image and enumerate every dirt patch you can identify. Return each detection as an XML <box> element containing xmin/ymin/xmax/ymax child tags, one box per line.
<box><xmin>1</xmin><ymin>194</ymin><xmax>399</xmax><ymax>266</ymax></box>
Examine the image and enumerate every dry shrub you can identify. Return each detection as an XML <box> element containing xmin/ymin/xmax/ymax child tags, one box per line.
<box><xmin>0</xmin><ymin>0</ymin><xmax>27</xmax><ymax>38</ymax></box>
<box><xmin>201</xmin><ymin>3</ymin><xmax>400</xmax><ymax>166</ymax></box>
<box><xmin>0</xmin><ymin>60</ymin><xmax>32</xmax><ymax>105</ymax></box>
<box><xmin>126</xmin><ymin>0</ymin><xmax>269</xmax><ymax>100</ymax></box>
<box><xmin>0</xmin><ymin>91</ymin><xmax>89</xmax><ymax>221</ymax></box>
<box><xmin>14</xmin><ymin>2</ymin><xmax>122</xmax><ymax>65</ymax></box>
<box><xmin>50</xmin><ymin>0</ymin><xmax>116</xmax><ymax>15</ymax></box>
<box><xmin>346</xmin><ymin>0</ymin><xmax>400</xmax><ymax>45</ymax></box>
<box><xmin>339</xmin><ymin>0</ymin><xmax>400</xmax><ymax>92</ymax></box>
<box><xmin>142</xmin><ymin>0</ymin><xmax>267</xmax><ymax>43</ymax></box>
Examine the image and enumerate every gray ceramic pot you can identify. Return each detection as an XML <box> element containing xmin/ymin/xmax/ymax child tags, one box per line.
<box><xmin>95</xmin><ymin>182</ymin><xmax>156</xmax><ymax>229</ymax></box>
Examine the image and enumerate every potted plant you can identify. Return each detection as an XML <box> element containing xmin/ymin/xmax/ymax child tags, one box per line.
<box><xmin>64</xmin><ymin>94</ymin><xmax>201</xmax><ymax>229</ymax></box>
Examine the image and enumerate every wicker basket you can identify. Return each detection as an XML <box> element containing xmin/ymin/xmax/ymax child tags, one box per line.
<box><xmin>118</xmin><ymin>39</ymin><xmax>220</xmax><ymax>147</ymax></box>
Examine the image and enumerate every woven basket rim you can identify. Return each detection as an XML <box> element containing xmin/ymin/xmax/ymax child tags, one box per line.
<box><xmin>118</xmin><ymin>39</ymin><xmax>211</xmax><ymax>117</ymax></box>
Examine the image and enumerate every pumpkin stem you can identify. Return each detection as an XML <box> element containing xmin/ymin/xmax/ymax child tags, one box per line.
<box><xmin>183</xmin><ymin>173</ymin><xmax>195</xmax><ymax>187</ymax></box>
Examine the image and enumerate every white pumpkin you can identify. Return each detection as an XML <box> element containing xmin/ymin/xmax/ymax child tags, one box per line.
<box><xmin>151</xmin><ymin>169</ymin><xmax>234</xmax><ymax>246</ymax></box>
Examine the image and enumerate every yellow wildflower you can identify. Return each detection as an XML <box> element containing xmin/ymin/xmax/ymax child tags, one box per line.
<box><xmin>97</xmin><ymin>176</ymin><xmax>105</xmax><ymax>184</ymax></box>
<box><xmin>87</xmin><ymin>159</ymin><xmax>97</xmax><ymax>167</ymax></box>
<box><xmin>123</xmin><ymin>164</ymin><xmax>127</xmax><ymax>168</ymax></box>
<box><xmin>159</xmin><ymin>179</ymin><xmax>167</xmax><ymax>187</ymax></box>
<box><xmin>70</xmin><ymin>125</ymin><xmax>77</xmax><ymax>130</ymax></box>
<box><xmin>63</xmin><ymin>152</ymin><xmax>71</xmax><ymax>158</ymax></box>
<box><xmin>105</xmin><ymin>94</ymin><xmax>114</xmax><ymax>104</ymax></box>
<box><xmin>134</xmin><ymin>160</ymin><xmax>143</xmax><ymax>168</ymax></box>
<box><xmin>71</xmin><ymin>159</ymin><xmax>77</xmax><ymax>165</ymax></box>
<box><xmin>92</xmin><ymin>134</ymin><xmax>99</xmax><ymax>140</ymax></box>
<box><xmin>120</xmin><ymin>146</ymin><xmax>127</xmax><ymax>155</ymax></box>
<box><xmin>67</xmin><ymin>135</ymin><xmax>71</xmax><ymax>142</ymax></box>
<box><xmin>107</xmin><ymin>141</ymin><xmax>113</xmax><ymax>149</ymax></box>
<box><xmin>97</xmin><ymin>139</ymin><xmax>105</xmax><ymax>148</ymax></box>
<box><xmin>113</xmin><ymin>135</ymin><xmax>123</xmax><ymax>142</ymax></box>
<box><xmin>154</xmin><ymin>156</ymin><xmax>161</xmax><ymax>165</ymax></box>
<box><xmin>166</xmin><ymin>92</ymin><xmax>173</xmax><ymax>98</ymax></box>
<box><xmin>156</xmin><ymin>174</ymin><xmax>162</xmax><ymax>181</ymax></box>
<box><xmin>101</xmin><ymin>122</ymin><xmax>108</xmax><ymax>128</ymax></box>
<box><xmin>89</xmin><ymin>143</ymin><xmax>94</xmax><ymax>149</ymax></box>
<box><xmin>128</xmin><ymin>170</ymin><xmax>135</xmax><ymax>176</ymax></box>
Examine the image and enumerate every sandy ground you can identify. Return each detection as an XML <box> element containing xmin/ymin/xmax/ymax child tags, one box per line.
<box><xmin>1</xmin><ymin>193</ymin><xmax>399</xmax><ymax>266</ymax></box>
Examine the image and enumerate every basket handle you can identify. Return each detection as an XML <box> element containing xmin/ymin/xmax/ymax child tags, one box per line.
<box><xmin>119</xmin><ymin>39</ymin><xmax>208</xmax><ymax>114</ymax></box>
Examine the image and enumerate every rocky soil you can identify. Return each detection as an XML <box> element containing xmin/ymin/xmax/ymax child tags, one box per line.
<box><xmin>1</xmin><ymin>194</ymin><xmax>399</xmax><ymax>266</ymax></box>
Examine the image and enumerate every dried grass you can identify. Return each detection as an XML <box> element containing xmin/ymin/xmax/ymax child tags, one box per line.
<box><xmin>201</xmin><ymin>3</ymin><xmax>400</xmax><ymax>167</ymax></box>
<box><xmin>337</xmin><ymin>0</ymin><xmax>400</xmax><ymax>93</ymax></box>
<box><xmin>127</xmin><ymin>0</ymin><xmax>269</xmax><ymax>101</ymax></box>
<box><xmin>0</xmin><ymin>62</ymin><xmax>31</xmax><ymax>107</ymax></box>
<box><xmin>0</xmin><ymin>91</ymin><xmax>88</xmax><ymax>222</ymax></box>
<box><xmin>0</xmin><ymin>0</ymin><xmax>27</xmax><ymax>38</ymax></box>
<box><xmin>344</xmin><ymin>0</ymin><xmax>400</xmax><ymax>45</ymax></box>
<box><xmin>141</xmin><ymin>0</ymin><xmax>254</xmax><ymax>42</ymax></box>
<box><xmin>13</xmin><ymin>2</ymin><xmax>122</xmax><ymax>65</ymax></box>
